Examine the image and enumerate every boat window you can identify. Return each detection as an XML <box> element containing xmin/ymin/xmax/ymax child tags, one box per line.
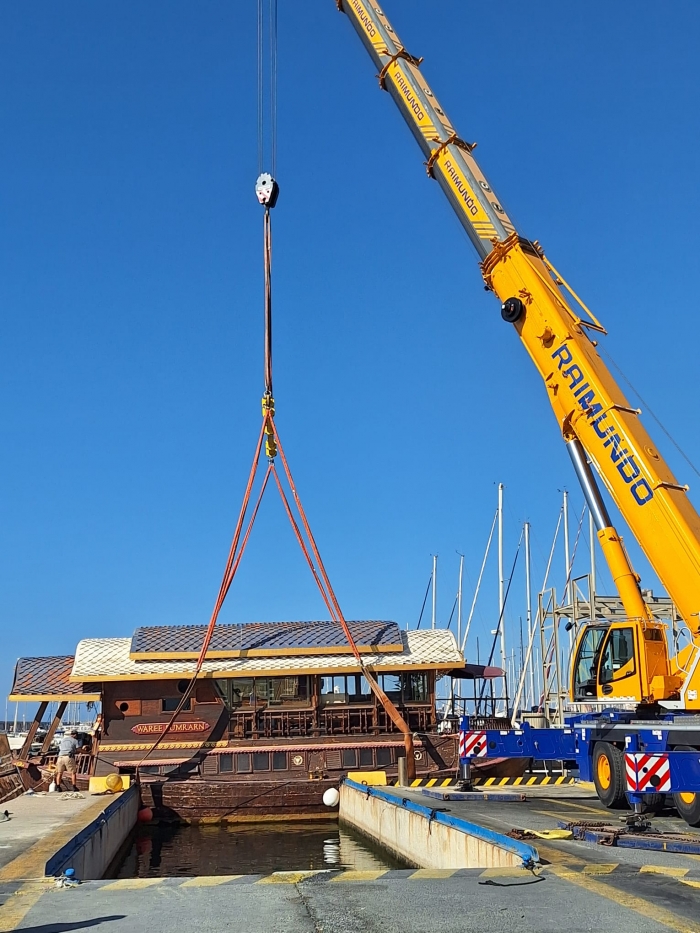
<box><xmin>253</xmin><ymin>752</ymin><xmax>270</xmax><ymax>771</ymax></box>
<box><xmin>321</xmin><ymin>675</ymin><xmax>371</xmax><ymax>704</ymax></box>
<box><xmin>379</xmin><ymin>674</ymin><xmax>401</xmax><ymax>702</ymax></box>
<box><xmin>279</xmin><ymin>676</ymin><xmax>310</xmax><ymax>701</ymax></box>
<box><xmin>215</xmin><ymin>677</ymin><xmax>310</xmax><ymax>708</ymax></box>
<box><xmin>342</xmin><ymin>748</ymin><xmax>358</xmax><ymax>769</ymax></box>
<box><xmin>162</xmin><ymin>697</ymin><xmax>191</xmax><ymax>713</ymax></box>
<box><xmin>219</xmin><ymin>754</ymin><xmax>233</xmax><ymax>773</ymax></box>
<box><xmin>321</xmin><ymin>676</ymin><xmax>348</xmax><ymax>704</ymax></box>
<box><xmin>402</xmin><ymin>673</ymin><xmax>428</xmax><ymax>702</ymax></box>
<box><xmin>376</xmin><ymin>746</ymin><xmax>393</xmax><ymax>766</ymax></box>
<box><xmin>359</xmin><ymin>748</ymin><xmax>374</xmax><ymax>767</ymax></box>
<box><xmin>272</xmin><ymin>752</ymin><xmax>287</xmax><ymax>771</ymax></box>
<box><xmin>348</xmin><ymin>675</ymin><xmax>372</xmax><ymax>702</ymax></box>
<box><xmin>600</xmin><ymin>628</ymin><xmax>636</xmax><ymax>684</ymax></box>
<box><xmin>236</xmin><ymin>753</ymin><xmax>252</xmax><ymax>773</ymax></box>
<box><xmin>255</xmin><ymin>678</ymin><xmax>280</xmax><ymax>702</ymax></box>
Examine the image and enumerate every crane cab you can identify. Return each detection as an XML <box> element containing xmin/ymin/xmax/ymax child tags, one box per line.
<box><xmin>571</xmin><ymin>620</ymin><xmax>676</xmax><ymax>704</ymax></box>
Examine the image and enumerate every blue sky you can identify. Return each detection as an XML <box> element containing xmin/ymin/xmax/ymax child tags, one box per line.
<box><xmin>2</xmin><ymin>1</ymin><xmax>699</xmax><ymax>707</ymax></box>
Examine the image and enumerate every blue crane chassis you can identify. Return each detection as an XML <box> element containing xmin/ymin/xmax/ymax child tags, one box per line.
<box><xmin>459</xmin><ymin>712</ymin><xmax>700</xmax><ymax>806</ymax></box>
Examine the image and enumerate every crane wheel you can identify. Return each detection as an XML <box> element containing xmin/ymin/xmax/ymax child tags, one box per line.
<box><xmin>674</xmin><ymin>792</ymin><xmax>700</xmax><ymax>826</ymax></box>
<box><xmin>592</xmin><ymin>742</ymin><xmax>627</xmax><ymax>808</ymax></box>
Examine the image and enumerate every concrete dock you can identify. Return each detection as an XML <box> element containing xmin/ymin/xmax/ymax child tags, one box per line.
<box><xmin>3</xmin><ymin>783</ymin><xmax>700</xmax><ymax>932</ymax></box>
<box><xmin>0</xmin><ymin>786</ymin><xmax>137</xmax><ymax>886</ymax></box>
<box><xmin>377</xmin><ymin>782</ymin><xmax>700</xmax><ymax>873</ymax></box>
<box><xmin>3</xmin><ymin>865</ymin><xmax>700</xmax><ymax>933</ymax></box>
<box><xmin>0</xmin><ymin>793</ymin><xmax>121</xmax><ymax>881</ymax></box>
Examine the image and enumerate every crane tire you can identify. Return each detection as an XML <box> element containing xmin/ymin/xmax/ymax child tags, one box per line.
<box><xmin>592</xmin><ymin>742</ymin><xmax>627</xmax><ymax>808</ymax></box>
<box><xmin>674</xmin><ymin>792</ymin><xmax>700</xmax><ymax>826</ymax></box>
<box><xmin>673</xmin><ymin>745</ymin><xmax>700</xmax><ymax>826</ymax></box>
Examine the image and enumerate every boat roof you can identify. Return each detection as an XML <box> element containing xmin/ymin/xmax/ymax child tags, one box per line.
<box><xmin>70</xmin><ymin>629</ymin><xmax>463</xmax><ymax>682</ymax></box>
<box><xmin>129</xmin><ymin>619</ymin><xmax>404</xmax><ymax>660</ymax></box>
<box><xmin>9</xmin><ymin>655</ymin><xmax>101</xmax><ymax>702</ymax></box>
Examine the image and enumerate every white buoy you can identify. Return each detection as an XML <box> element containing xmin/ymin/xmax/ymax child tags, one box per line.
<box><xmin>322</xmin><ymin>787</ymin><xmax>340</xmax><ymax>808</ymax></box>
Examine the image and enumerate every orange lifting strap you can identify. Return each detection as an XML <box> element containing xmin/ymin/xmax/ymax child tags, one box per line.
<box><xmin>139</xmin><ymin>186</ymin><xmax>416</xmax><ymax>779</ymax></box>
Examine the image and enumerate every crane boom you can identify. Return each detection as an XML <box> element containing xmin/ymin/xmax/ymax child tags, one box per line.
<box><xmin>338</xmin><ymin>1</ymin><xmax>700</xmax><ymax>639</ymax></box>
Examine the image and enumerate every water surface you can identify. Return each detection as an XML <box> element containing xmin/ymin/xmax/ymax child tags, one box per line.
<box><xmin>108</xmin><ymin>820</ymin><xmax>404</xmax><ymax>877</ymax></box>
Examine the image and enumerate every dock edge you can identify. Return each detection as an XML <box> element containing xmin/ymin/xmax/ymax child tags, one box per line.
<box><xmin>45</xmin><ymin>785</ymin><xmax>139</xmax><ymax>879</ymax></box>
<box><xmin>340</xmin><ymin>779</ymin><xmax>538</xmax><ymax>870</ymax></box>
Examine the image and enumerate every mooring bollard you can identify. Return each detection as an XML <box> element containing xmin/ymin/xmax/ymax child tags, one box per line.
<box><xmin>397</xmin><ymin>756</ymin><xmax>408</xmax><ymax>786</ymax></box>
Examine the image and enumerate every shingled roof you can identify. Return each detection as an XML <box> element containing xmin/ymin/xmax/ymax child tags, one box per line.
<box><xmin>129</xmin><ymin>619</ymin><xmax>403</xmax><ymax>660</ymax></box>
<box><xmin>10</xmin><ymin>655</ymin><xmax>101</xmax><ymax>702</ymax></box>
<box><xmin>71</xmin><ymin>629</ymin><xmax>463</xmax><ymax>682</ymax></box>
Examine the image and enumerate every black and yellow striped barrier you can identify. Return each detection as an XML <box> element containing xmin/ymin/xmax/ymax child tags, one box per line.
<box><xmin>393</xmin><ymin>775</ymin><xmax>575</xmax><ymax>789</ymax></box>
<box><xmin>394</xmin><ymin>778</ymin><xmax>460</xmax><ymax>788</ymax></box>
<box><xmin>472</xmin><ymin>775</ymin><xmax>576</xmax><ymax>787</ymax></box>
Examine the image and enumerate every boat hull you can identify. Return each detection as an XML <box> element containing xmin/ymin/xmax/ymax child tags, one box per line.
<box><xmin>140</xmin><ymin>777</ymin><xmax>347</xmax><ymax>823</ymax></box>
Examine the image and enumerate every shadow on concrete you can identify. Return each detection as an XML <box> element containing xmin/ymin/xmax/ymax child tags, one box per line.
<box><xmin>17</xmin><ymin>916</ymin><xmax>126</xmax><ymax>932</ymax></box>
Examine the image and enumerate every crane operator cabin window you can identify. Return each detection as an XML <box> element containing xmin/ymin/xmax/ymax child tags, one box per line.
<box><xmin>600</xmin><ymin>628</ymin><xmax>636</xmax><ymax>683</ymax></box>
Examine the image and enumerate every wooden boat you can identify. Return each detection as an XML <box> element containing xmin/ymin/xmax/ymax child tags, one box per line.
<box><xmin>9</xmin><ymin>620</ymin><xmax>513</xmax><ymax>820</ymax></box>
<box><xmin>0</xmin><ymin>734</ymin><xmax>24</xmax><ymax>804</ymax></box>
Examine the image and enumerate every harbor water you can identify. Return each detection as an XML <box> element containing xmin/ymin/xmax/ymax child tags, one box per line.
<box><xmin>107</xmin><ymin>820</ymin><xmax>405</xmax><ymax>878</ymax></box>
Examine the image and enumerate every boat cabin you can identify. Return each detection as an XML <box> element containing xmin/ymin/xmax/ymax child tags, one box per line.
<box><xmin>9</xmin><ymin>620</ymin><xmax>484</xmax><ymax>817</ymax></box>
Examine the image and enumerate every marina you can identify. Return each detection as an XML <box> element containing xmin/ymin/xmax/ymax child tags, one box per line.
<box><xmin>2</xmin><ymin>0</ymin><xmax>700</xmax><ymax>931</ymax></box>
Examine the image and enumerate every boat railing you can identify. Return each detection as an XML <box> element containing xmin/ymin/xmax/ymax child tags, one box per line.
<box><xmin>227</xmin><ymin>704</ymin><xmax>435</xmax><ymax>740</ymax></box>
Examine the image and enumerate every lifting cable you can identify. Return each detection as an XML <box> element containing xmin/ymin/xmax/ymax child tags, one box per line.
<box><xmin>136</xmin><ymin>1</ymin><xmax>416</xmax><ymax>777</ymax></box>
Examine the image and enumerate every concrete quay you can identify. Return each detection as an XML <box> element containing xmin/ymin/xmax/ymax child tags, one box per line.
<box><xmin>3</xmin><ymin>782</ymin><xmax>700</xmax><ymax>932</ymax></box>
<box><xmin>376</xmin><ymin>782</ymin><xmax>700</xmax><ymax>873</ymax></box>
<box><xmin>340</xmin><ymin>778</ymin><xmax>538</xmax><ymax>869</ymax></box>
<box><xmin>0</xmin><ymin>787</ymin><xmax>137</xmax><ymax>884</ymax></box>
<box><xmin>3</xmin><ymin>867</ymin><xmax>700</xmax><ymax>933</ymax></box>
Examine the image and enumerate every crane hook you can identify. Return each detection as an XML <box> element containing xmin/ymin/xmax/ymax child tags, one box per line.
<box><xmin>255</xmin><ymin>173</ymin><xmax>279</xmax><ymax>208</ymax></box>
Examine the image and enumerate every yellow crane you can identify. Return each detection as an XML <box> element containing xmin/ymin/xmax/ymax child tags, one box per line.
<box><xmin>336</xmin><ymin>1</ymin><xmax>700</xmax><ymax>818</ymax></box>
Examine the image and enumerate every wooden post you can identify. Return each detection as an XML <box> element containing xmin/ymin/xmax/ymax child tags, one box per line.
<box><xmin>428</xmin><ymin>672</ymin><xmax>436</xmax><ymax>728</ymax></box>
<box><xmin>17</xmin><ymin>702</ymin><xmax>48</xmax><ymax>761</ymax></box>
<box><xmin>311</xmin><ymin>676</ymin><xmax>320</xmax><ymax>736</ymax></box>
<box><xmin>40</xmin><ymin>701</ymin><xmax>68</xmax><ymax>755</ymax></box>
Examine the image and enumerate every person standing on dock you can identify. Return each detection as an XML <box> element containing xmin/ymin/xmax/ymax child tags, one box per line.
<box><xmin>55</xmin><ymin>730</ymin><xmax>80</xmax><ymax>792</ymax></box>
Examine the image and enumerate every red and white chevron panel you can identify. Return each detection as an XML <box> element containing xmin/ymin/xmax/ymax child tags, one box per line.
<box><xmin>624</xmin><ymin>752</ymin><xmax>671</xmax><ymax>793</ymax></box>
<box><xmin>459</xmin><ymin>730</ymin><xmax>488</xmax><ymax>759</ymax></box>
